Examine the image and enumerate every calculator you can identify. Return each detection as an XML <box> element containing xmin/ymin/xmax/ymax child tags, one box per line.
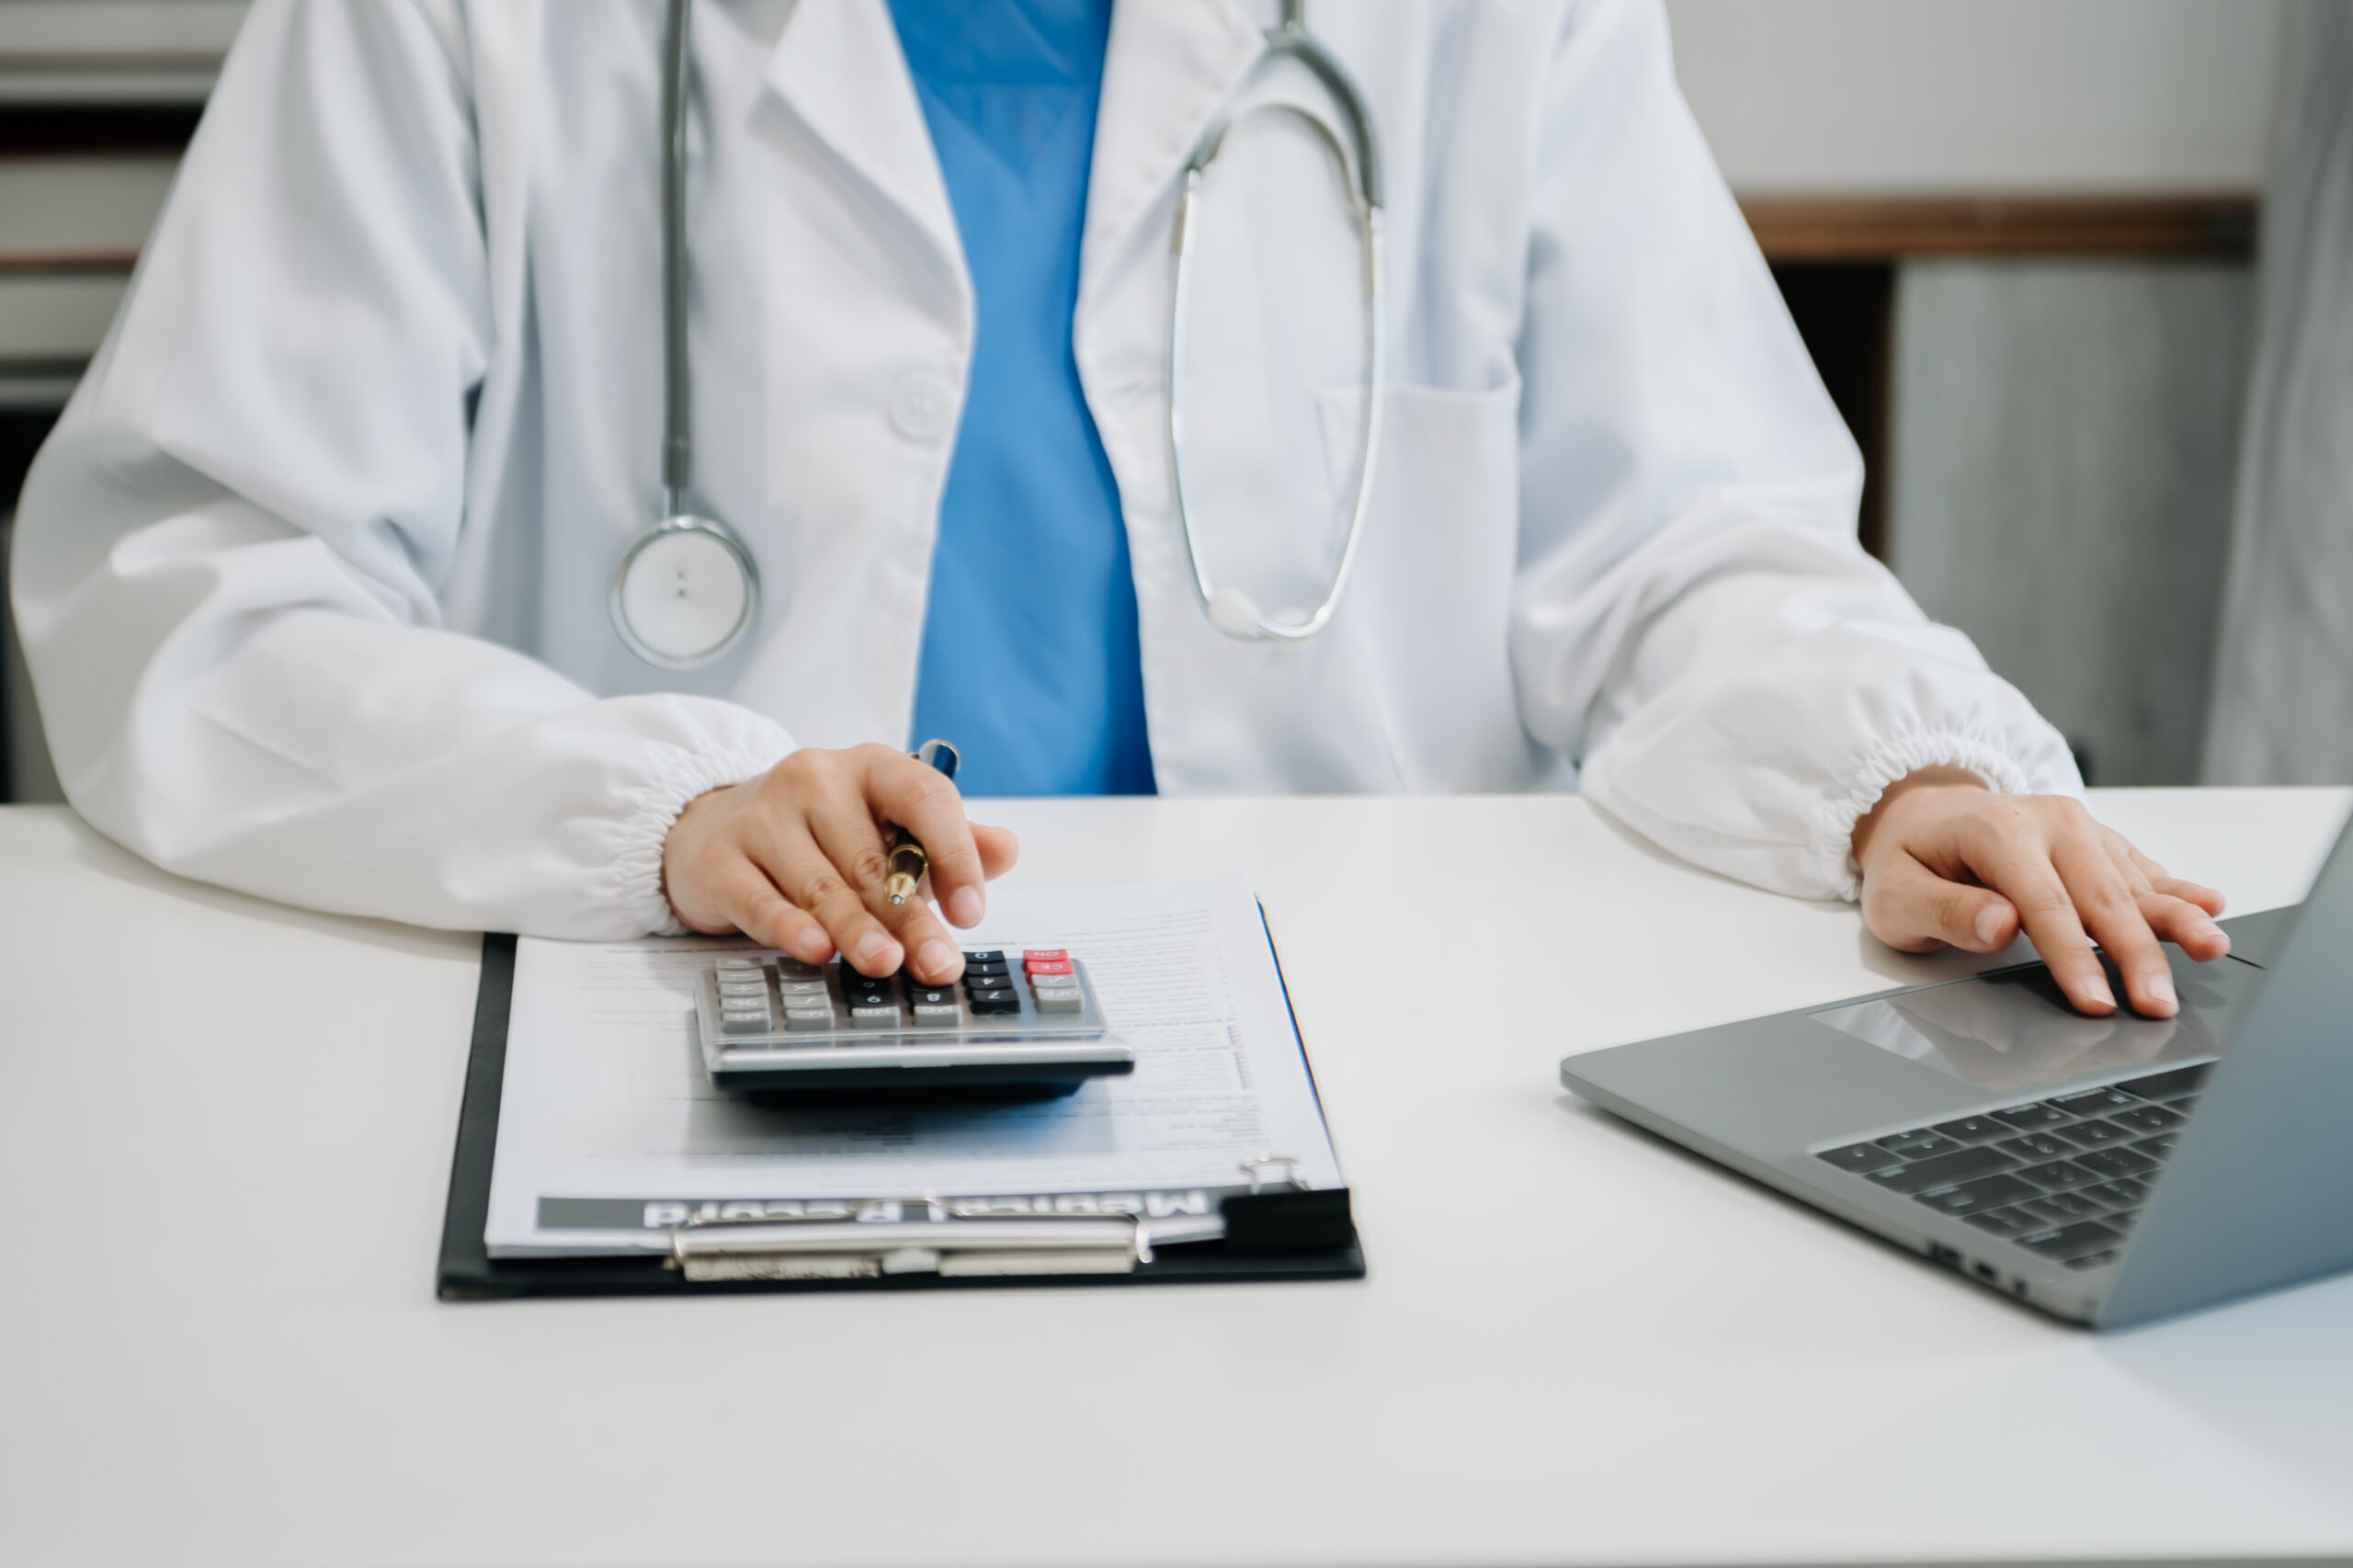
<box><xmin>694</xmin><ymin>948</ymin><xmax>1134</xmax><ymax>1100</ymax></box>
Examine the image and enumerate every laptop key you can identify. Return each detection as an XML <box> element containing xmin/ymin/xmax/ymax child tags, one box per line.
<box><xmin>2118</xmin><ymin>1064</ymin><xmax>2211</xmax><ymax>1102</ymax></box>
<box><xmin>1866</xmin><ymin>1146</ymin><xmax>2018</xmax><ymax>1195</ymax></box>
<box><xmin>2135</xmin><ymin>1132</ymin><xmax>2181</xmax><ymax>1159</ymax></box>
<box><xmin>1964</xmin><ymin>1206</ymin><xmax>2043</xmax><ymax>1237</ymax></box>
<box><xmin>2050</xmin><ymin>1087</ymin><xmax>2140</xmax><ymax>1116</ymax></box>
<box><xmin>2054</xmin><ymin>1118</ymin><xmax>2136</xmax><ymax>1147</ymax></box>
<box><xmin>1914</xmin><ymin>1173</ymin><xmax>2040</xmax><ymax>1215</ymax></box>
<box><xmin>2082</xmin><ymin>1178</ymin><xmax>2148</xmax><ymax>1207</ymax></box>
<box><xmin>2109</xmin><ymin>1104</ymin><xmax>2184</xmax><ymax>1134</ymax></box>
<box><xmin>1993</xmin><ymin>1104</ymin><xmax>2073</xmax><ymax>1131</ymax></box>
<box><xmin>2076</xmin><ymin>1146</ymin><xmax>2158</xmax><ymax>1178</ymax></box>
<box><xmin>2018</xmin><ymin>1221</ymin><xmax>2125</xmax><ymax>1261</ymax></box>
<box><xmin>2022</xmin><ymin>1191</ymin><xmax>2103</xmax><ymax>1222</ymax></box>
<box><xmin>1931</xmin><ymin>1115</ymin><xmax>2008</xmax><ymax>1143</ymax></box>
<box><xmin>2018</xmin><ymin>1159</ymin><xmax>2101</xmax><ymax>1189</ymax></box>
<box><xmin>1998</xmin><ymin>1132</ymin><xmax>2074</xmax><ymax>1161</ymax></box>
<box><xmin>1819</xmin><ymin>1142</ymin><xmax>1909</xmax><ymax>1175</ymax></box>
<box><xmin>1876</xmin><ymin>1130</ymin><xmax>1963</xmax><ymax>1159</ymax></box>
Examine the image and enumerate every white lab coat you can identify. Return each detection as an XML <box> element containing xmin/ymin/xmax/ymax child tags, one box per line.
<box><xmin>11</xmin><ymin>0</ymin><xmax>2076</xmax><ymax>939</ymax></box>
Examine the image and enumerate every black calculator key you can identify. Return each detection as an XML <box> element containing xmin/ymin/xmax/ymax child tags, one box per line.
<box><xmin>1964</xmin><ymin>1206</ymin><xmax>2042</xmax><ymax>1237</ymax></box>
<box><xmin>1876</xmin><ymin>1130</ymin><xmax>1963</xmax><ymax>1159</ymax></box>
<box><xmin>2053</xmin><ymin>1118</ymin><xmax>2135</xmax><ymax>1148</ymax></box>
<box><xmin>1993</xmin><ymin>1104</ymin><xmax>2074</xmax><ymax>1131</ymax></box>
<box><xmin>1866</xmin><ymin>1146</ymin><xmax>2017</xmax><ymax>1195</ymax></box>
<box><xmin>2018</xmin><ymin>1159</ymin><xmax>2099</xmax><ymax>1189</ymax></box>
<box><xmin>1930</xmin><ymin>1116</ymin><xmax>2007</xmax><ymax>1143</ymax></box>
<box><xmin>1997</xmin><ymin>1132</ymin><xmax>2073</xmax><ymax>1161</ymax></box>
<box><xmin>2118</xmin><ymin>1063</ymin><xmax>2211</xmax><ymax>1102</ymax></box>
<box><xmin>2049</xmin><ymin>1087</ymin><xmax>2140</xmax><ymax>1116</ymax></box>
<box><xmin>2108</xmin><ymin>1104</ymin><xmax>2184</xmax><ymax>1134</ymax></box>
<box><xmin>1914</xmin><ymin>1173</ymin><xmax>2040</xmax><ymax>1215</ymax></box>
<box><xmin>961</xmin><ymin>950</ymin><xmax>1006</xmax><ymax>966</ymax></box>
<box><xmin>2081</xmin><ymin>1178</ymin><xmax>2148</xmax><ymax>1208</ymax></box>
<box><xmin>903</xmin><ymin>986</ymin><xmax>957</xmax><ymax>1007</ymax></box>
<box><xmin>2075</xmin><ymin>1146</ymin><xmax>2158</xmax><ymax>1178</ymax></box>
<box><xmin>2105</xmin><ymin>1207</ymin><xmax>2143</xmax><ymax>1230</ymax></box>
<box><xmin>2135</xmin><ymin>1132</ymin><xmax>2181</xmax><ymax>1159</ymax></box>
<box><xmin>1819</xmin><ymin>1142</ymin><xmax>1908</xmax><ymax>1176</ymax></box>
<box><xmin>2021</xmin><ymin>1192</ymin><xmax>2103</xmax><ymax>1222</ymax></box>
<box><xmin>967</xmin><ymin>993</ymin><xmax>1019</xmax><ymax>1015</ymax></box>
<box><xmin>2018</xmin><ymin>1221</ymin><xmax>2124</xmax><ymax>1261</ymax></box>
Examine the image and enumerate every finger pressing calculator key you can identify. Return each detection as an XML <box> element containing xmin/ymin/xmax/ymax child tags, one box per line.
<box><xmin>694</xmin><ymin>947</ymin><xmax>1131</xmax><ymax>1101</ymax></box>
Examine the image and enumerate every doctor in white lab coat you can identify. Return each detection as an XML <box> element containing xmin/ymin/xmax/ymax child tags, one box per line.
<box><xmin>12</xmin><ymin>0</ymin><xmax>2230</xmax><ymax>1016</ymax></box>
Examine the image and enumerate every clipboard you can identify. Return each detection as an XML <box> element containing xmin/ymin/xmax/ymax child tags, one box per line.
<box><xmin>438</xmin><ymin>928</ymin><xmax>1366</xmax><ymax>1299</ymax></box>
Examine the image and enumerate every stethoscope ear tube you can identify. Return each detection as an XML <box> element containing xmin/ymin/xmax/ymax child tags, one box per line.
<box><xmin>1167</xmin><ymin>24</ymin><xmax>1387</xmax><ymax>644</ymax></box>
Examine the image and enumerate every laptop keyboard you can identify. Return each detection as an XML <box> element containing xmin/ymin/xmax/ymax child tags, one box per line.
<box><xmin>1813</xmin><ymin>1063</ymin><xmax>2211</xmax><ymax>1272</ymax></box>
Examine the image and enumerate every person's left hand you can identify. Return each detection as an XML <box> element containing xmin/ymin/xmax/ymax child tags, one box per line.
<box><xmin>1851</xmin><ymin>767</ymin><xmax>2231</xmax><ymax>1018</ymax></box>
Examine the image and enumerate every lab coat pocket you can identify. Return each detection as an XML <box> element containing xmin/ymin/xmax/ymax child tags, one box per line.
<box><xmin>1316</xmin><ymin>375</ymin><xmax>1550</xmax><ymax>791</ymax></box>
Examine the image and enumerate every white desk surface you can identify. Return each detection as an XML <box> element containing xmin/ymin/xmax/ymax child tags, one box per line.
<box><xmin>5</xmin><ymin>790</ymin><xmax>2352</xmax><ymax>1567</ymax></box>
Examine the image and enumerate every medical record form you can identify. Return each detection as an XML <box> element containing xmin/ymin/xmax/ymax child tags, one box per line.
<box><xmin>483</xmin><ymin>874</ymin><xmax>1344</xmax><ymax>1256</ymax></box>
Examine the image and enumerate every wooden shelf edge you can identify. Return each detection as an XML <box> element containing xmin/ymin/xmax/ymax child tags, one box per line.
<box><xmin>1743</xmin><ymin>195</ymin><xmax>2258</xmax><ymax>262</ymax></box>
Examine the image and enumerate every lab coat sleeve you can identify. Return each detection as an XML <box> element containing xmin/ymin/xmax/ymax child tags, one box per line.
<box><xmin>7</xmin><ymin>0</ymin><xmax>791</xmax><ymax>938</ymax></box>
<box><xmin>1509</xmin><ymin>0</ymin><xmax>2080</xmax><ymax>901</ymax></box>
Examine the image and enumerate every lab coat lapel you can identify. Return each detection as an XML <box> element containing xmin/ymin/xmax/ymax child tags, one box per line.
<box><xmin>763</xmin><ymin>0</ymin><xmax>962</xmax><ymax>273</ymax></box>
<box><xmin>1080</xmin><ymin>0</ymin><xmax>1264</xmax><ymax>283</ymax></box>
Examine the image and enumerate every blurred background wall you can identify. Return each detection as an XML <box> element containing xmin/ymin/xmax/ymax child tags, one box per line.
<box><xmin>0</xmin><ymin>0</ymin><xmax>2298</xmax><ymax>801</ymax></box>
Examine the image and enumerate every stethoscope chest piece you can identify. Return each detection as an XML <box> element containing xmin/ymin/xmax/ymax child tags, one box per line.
<box><xmin>610</xmin><ymin>513</ymin><xmax>758</xmax><ymax>670</ymax></box>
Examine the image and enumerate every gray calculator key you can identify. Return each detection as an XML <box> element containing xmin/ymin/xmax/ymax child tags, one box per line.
<box><xmin>777</xmin><ymin>980</ymin><xmax>827</xmax><ymax>998</ymax></box>
<box><xmin>912</xmin><ymin>1004</ymin><xmax>961</xmax><ymax>1028</ymax></box>
<box><xmin>720</xmin><ymin>1012</ymin><xmax>774</xmax><ymax>1036</ymax></box>
<box><xmin>783</xmin><ymin>1006</ymin><xmax>833</xmax><ymax>1031</ymax></box>
<box><xmin>717</xmin><ymin>981</ymin><xmax>767</xmax><ymax>996</ymax></box>
<box><xmin>716</xmin><ymin>958</ymin><xmax>761</xmax><ymax>971</ymax></box>
<box><xmin>1033</xmin><ymin>989</ymin><xmax>1084</xmax><ymax>1014</ymax></box>
<box><xmin>850</xmin><ymin>1005</ymin><xmax>899</xmax><ymax>1029</ymax></box>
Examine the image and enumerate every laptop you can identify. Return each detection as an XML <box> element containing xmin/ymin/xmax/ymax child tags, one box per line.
<box><xmin>1560</xmin><ymin>813</ymin><xmax>2353</xmax><ymax>1328</ymax></box>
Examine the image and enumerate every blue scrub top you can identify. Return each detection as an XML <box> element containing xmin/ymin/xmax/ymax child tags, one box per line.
<box><xmin>892</xmin><ymin>0</ymin><xmax>1157</xmax><ymax>796</ymax></box>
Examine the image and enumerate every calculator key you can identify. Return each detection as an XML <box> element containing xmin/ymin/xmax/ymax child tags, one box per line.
<box><xmin>2021</xmin><ymin>1192</ymin><xmax>2103</xmax><ymax>1222</ymax></box>
<box><xmin>778</xmin><ymin>982</ymin><xmax>827</xmax><ymax>1000</ymax></box>
<box><xmin>1033</xmin><ymin>990</ymin><xmax>1084</xmax><ymax>1015</ymax></box>
<box><xmin>2018</xmin><ymin>1221</ymin><xmax>2124</xmax><ymax>1262</ymax></box>
<box><xmin>904</xmin><ymin>986</ymin><xmax>956</xmax><ymax>1007</ymax></box>
<box><xmin>2105</xmin><ymin>1207</ymin><xmax>2143</xmax><ymax>1230</ymax></box>
<box><xmin>1024</xmin><ymin>960</ymin><xmax>1074</xmax><ymax>978</ymax></box>
<box><xmin>2075</xmin><ymin>1146</ymin><xmax>2158</xmax><ymax>1178</ymax></box>
<box><xmin>2108</xmin><ymin>1104</ymin><xmax>2184</xmax><ymax>1135</ymax></box>
<box><xmin>962</xmin><ymin>950</ymin><xmax>1006</xmax><ymax>966</ymax></box>
<box><xmin>720</xmin><ymin>1013</ymin><xmax>774</xmax><ymax>1036</ymax></box>
<box><xmin>1914</xmin><ymin>1173</ymin><xmax>2039</xmax><ymax>1215</ymax></box>
<box><xmin>1817</xmin><ymin>1142</ymin><xmax>1908</xmax><ymax>1176</ymax></box>
<box><xmin>969</xmin><ymin>995</ymin><xmax>1020</xmax><ymax>1016</ymax></box>
<box><xmin>2052</xmin><ymin>1119</ymin><xmax>2135</xmax><ymax>1148</ymax></box>
<box><xmin>1021</xmin><ymin>949</ymin><xmax>1067</xmax><ymax>964</ymax></box>
<box><xmin>2135</xmin><ymin>1132</ymin><xmax>2181</xmax><ymax>1159</ymax></box>
<box><xmin>1930</xmin><ymin>1116</ymin><xmax>2008</xmax><ymax>1143</ymax></box>
<box><xmin>1865</xmin><ymin>1146</ymin><xmax>2017</xmax><ymax>1195</ymax></box>
<box><xmin>783</xmin><ymin>1007</ymin><xmax>833</xmax><ymax>1032</ymax></box>
<box><xmin>912</xmin><ymin>1004</ymin><xmax>961</xmax><ymax>1028</ymax></box>
<box><xmin>850</xmin><ymin>1005</ymin><xmax>899</xmax><ymax>1029</ymax></box>
<box><xmin>2065</xmin><ymin>1249</ymin><xmax>2122</xmax><ymax>1271</ymax></box>
<box><xmin>1993</xmin><ymin>1104</ymin><xmax>2074</xmax><ymax>1131</ymax></box>
<box><xmin>2118</xmin><ymin>1064</ymin><xmax>2211</xmax><ymax>1101</ymax></box>
<box><xmin>717</xmin><ymin>983</ymin><xmax>767</xmax><ymax>999</ymax></box>
<box><xmin>1876</xmin><ymin>1130</ymin><xmax>1963</xmax><ymax>1159</ymax></box>
<box><xmin>1997</xmin><ymin>1132</ymin><xmax>2073</xmax><ymax>1161</ymax></box>
<box><xmin>2017</xmin><ymin>1159</ymin><xmax>2099</xmax><ymax>1189</ymax></box>
<box><xmin>1963</xmin><ymin>1206</ymin><xmax>2042</xmax><ymax>1237</ymax></box>
<box><xmin>2080</xmin><ymin>1178</ymin><xmax>2148</xmax><ymax>1208</ymax></box>
<box><xmin>2049</xmin><ymin>1087</ymin><xmax>2139</xmax><ymax>1116</ymax></box>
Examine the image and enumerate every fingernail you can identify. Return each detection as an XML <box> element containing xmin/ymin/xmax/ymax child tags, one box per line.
<box><xmin>2088</xmin><ymin>978</ymin><xmax>2117</xmax><ymax>1011</ymax></box>
<box><xmin>2147</xmin><ymin>972</ymin><xmax>2177</xmax><ymax>1013</ymax></box>
<box><xmin>918</xmin><ymin>940</ymin><xmax>958</xmax><ymax>981</ymax></box>
<box><xmin>856</xmin><ymin>932</ymin><xmax>898</xmax><ymax>971</ymax></box>
<box><xmin>1974</xmin><ymin>904</ymin><xmax>2007</xmax><ymax>947</ymax></box>
<box><xmin>797</xmin><ymin>931</ymin><xmax>835</xmax><ymax>963</ymax></box>
<box><xmin>949</xmin><ymin>887</ymin><xmax>983</xmax><ymax>926</ymax></box>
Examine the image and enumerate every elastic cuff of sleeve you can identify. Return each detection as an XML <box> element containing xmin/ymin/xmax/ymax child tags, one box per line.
<box><xmin>614</xmin><ymin>746</ymin><xmax>788</xmax><ymax>936</ymax></box>
<box><xmin>1818</xmin><ymin>731</ymin><xmax>2038</xmax><ymax>903</ymax></box>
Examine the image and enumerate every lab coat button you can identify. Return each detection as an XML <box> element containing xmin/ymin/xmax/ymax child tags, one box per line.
<box><xmin>889</xmin><ymin>373</ymin><xmax>958</xmax><ymax>442</ymax></box>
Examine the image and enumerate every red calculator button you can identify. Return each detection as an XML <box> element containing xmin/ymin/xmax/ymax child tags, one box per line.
<box><xmin>1022</xmin><ymin>949</ymin><xmax>1067</xmax><ymax>965</ymax></box>
<box><xmin>1025</xmin><ymin>960</ymin><xmax>1074</xmax><ymax>976</ymax></box>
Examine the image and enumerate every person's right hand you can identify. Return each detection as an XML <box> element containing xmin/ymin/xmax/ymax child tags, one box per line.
<box><xmin>661</xmin><ymin>744</ymin><xmax>1019</xmax><ymax>985</ymax></box>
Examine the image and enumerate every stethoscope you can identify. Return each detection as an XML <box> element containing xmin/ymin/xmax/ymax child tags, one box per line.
<box><xmin>608</xmin><ymin>0</ymin><xmax>1386</xmax><ymax>669</ymax></box>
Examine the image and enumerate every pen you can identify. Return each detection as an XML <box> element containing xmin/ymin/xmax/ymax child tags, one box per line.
<box><xmin>885</xmin><ymin>738</ymin><xmax>961</xmax><ymax>906</ymax></box>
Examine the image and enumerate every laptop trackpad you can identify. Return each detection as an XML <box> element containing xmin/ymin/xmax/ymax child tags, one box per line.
<box><xmin>1813</xmin><ymin>958</ymin><xmax>2251</xmax><ymax>1096</ymax></box>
